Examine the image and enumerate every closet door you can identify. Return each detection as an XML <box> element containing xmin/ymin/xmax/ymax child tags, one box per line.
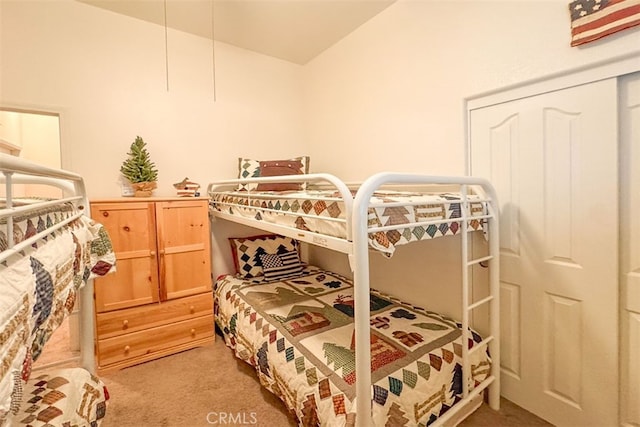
<box><xmin>469</xmin><ymin>79</ymin><xmax>618</xmax><ymax>426</ymax></box>
<box><xmin>620</xmin><ymin>71</ymin><xmax>640</xmax><ymax>427</ymax></box>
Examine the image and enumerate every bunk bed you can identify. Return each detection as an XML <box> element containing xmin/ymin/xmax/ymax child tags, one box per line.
<box><xmin>0</xmin><ymin>153</ymin><xmax>114</xmax><ymax>426</ymax></box>
<box><xmin>208</xmin><ymin>168</ymin><xmax>500</xmax><ymax>427</ymax></box>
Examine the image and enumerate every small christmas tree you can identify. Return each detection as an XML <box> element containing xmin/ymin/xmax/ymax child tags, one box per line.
<box><xmin>120</xmin><ymin>136</ymin><xmax>158</xmax><ymax>196</ymax></box>
<box><xmin>121</xmin><ymin>136</ymin><xmax>158</xmax><ymax>183</ymax></box>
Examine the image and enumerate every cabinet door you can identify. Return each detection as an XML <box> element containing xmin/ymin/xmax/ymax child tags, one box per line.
<box><xmin>156</xmin><ymin>200</ymin><xmax>212</xmax><ymax>300</ymax></box>
<box><xmin>93</xmin><ymin>202</ymin><xmax>160</xmax><ymax>312</ymax></box>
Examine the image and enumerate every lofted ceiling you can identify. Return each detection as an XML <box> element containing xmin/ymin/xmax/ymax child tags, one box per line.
<box><xmin>77</xmin><ymin>0</ymin><xmax>396</xmax><ymax>65</ymax></box>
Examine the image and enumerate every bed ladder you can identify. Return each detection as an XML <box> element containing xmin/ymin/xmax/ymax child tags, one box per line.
<box><xmin>459</xmin><ymin>184</ymin><xmax>500</xmax><ymax>411</ymax></box>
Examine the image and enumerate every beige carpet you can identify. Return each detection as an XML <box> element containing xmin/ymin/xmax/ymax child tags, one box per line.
<box><xmin>101</xmin><ymin>337</ymin><xmax>295</xmax><ymax>427</ymax></box>
<box><xmin>100</xmin><ymin>336</ymin><xmax>552</xmax><ymax>427</ymax></box>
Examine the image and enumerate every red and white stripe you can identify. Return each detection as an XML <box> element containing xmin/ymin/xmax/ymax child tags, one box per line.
<box><xmin>571</xmin><ymin>0</ymin><xmax>640</xmax><ymax>46</ymax></box>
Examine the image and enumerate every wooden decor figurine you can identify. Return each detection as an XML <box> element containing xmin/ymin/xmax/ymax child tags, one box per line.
<box><xmin>173</xmin><ymin>177</ymin><xmax>201</xmax><ymax>197</ymax></box>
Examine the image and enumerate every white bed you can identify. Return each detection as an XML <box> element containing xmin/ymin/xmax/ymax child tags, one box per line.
<box><xmin>1</xmin><ymin>153</ymin><xmax>115</xmax><ymax>426</ymax></box>
<box><xmin>208</xmin><ymin>168</ymin><xmax>500</xmax><ymax>426</ymax></box>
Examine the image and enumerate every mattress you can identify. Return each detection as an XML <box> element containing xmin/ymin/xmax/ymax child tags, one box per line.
<box><xmin>210</xmin><ymin>190</ymin><xmax>487</xmax><ymax>256</ymax></box>
<box><xmin>214</xmin><ymin>267</ymin><xmax>491</xmax><ymax>426</ymax></box>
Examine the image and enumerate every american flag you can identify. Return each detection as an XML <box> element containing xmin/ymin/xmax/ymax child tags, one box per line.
<box><xmin>569</xmin><ymin>0</ymin><xmax>640</xmax><ymax>46</ymax></box>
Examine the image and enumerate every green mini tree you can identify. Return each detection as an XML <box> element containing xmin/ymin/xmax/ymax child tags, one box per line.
<box><xmin>120</xmin><ymin>136</ymin><xmax>159</xmax><ymax>184</ymax></box>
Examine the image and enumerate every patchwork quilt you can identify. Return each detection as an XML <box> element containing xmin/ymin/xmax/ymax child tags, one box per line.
<box><xmin>0</xmin><ymin>201</ymin><xmax>116</xmax><ymax>424</ymax></box>
<box><xmin>210</xmin><ymin>190</ymin><xmax>487</xmax><ymax>256</ymax></box>
<box><xmin>214</xmin><ymin>267</ymin><xmax>491</xmax><ymax>426</ymax></box>
<box><xmin>7</xmin><ymin>367</ymin><xmax>109</xmax><ymax>427</ymax></box>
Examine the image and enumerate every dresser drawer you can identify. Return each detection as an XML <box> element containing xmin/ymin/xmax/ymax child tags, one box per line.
<box><xmin>96</xmin><ymin>293</ymin><xmax>213</xmax><ymax>339</ymax></box>
<box><xmin>97</xmin><ymin>314</ymin><xmax>214</xmax><ymax>367</ymax></box>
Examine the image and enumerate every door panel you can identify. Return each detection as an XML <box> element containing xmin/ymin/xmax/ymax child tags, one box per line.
<box><xmin>470</xmin><ymin>79</ymin><xmax>618</xmax><ymax>426</ymax></box>
<box><xmin>499</xmin><ymin>281</ymin><xmax>521</xmax><ymax>379</ymax></box>
<box><xmin>93</xmin><ymin>202</ymin><xmax>159</xmax><ymax>312</ymax></box>
<box><xmin>620</xmin><ymin>71</ymin><xmax>640</xmax><ymax>427</ymax></box>
<box><xmin>156</xmin><ymin>200</ymin><xmax>212</xmax><ymax>300</ymax></box>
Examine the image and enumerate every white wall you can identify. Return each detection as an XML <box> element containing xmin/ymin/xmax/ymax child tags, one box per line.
<box><xmin>303</xmin><ymin>0</ymin><xmax>640</xmax><ymax>179</ymax></box>
<box><xmin>0</xmin><ymin>0</ymin><xmax>306</xmax><ymax>198</ymax></box>
<box><xmin>4</xmin><ymin>0</ymin><xmax>638</xmax><ymax>197</ymax></box>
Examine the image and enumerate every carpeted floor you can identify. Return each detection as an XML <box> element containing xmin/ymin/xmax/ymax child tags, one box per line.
<box><xmin>100</xmin><ymin>336</ymin><xmax>552</xmax><ymax>427</ymax></box>
<box><xmin>101</xmin><ymin>337</ymin><xmax>295</xmax><ymax>427</ymax></box>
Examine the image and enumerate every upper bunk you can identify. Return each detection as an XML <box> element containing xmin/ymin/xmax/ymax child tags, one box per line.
<box><xmin>207</xmin><ymin>171</ymin><xmax>498</xmax><ymax>257</ymax></box>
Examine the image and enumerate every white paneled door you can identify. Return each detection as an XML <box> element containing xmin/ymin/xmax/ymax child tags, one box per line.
<box><xmin>620</xmin><ymin>72</ymin><xmax>640</xmax><ymax>427</ymax></box>
<box><xmin>469</xmin><ymin>79</ymin><xmax>618</xmax><ymax>426</ymax></box>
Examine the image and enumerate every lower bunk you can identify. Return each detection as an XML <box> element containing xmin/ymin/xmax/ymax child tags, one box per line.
<box><xmin>214</xmin><ymin>266</ymin><xmax>491</xmax><ymax>426</ymax></box>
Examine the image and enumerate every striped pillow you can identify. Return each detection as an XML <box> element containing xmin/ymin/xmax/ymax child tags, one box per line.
<box><xmin>259</xmin><ymin>251</ymin><xmax>303</xmax><ymax>281</ymax></box>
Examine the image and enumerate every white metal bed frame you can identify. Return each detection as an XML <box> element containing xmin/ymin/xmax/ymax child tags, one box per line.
<box><xmin>0</xmin><ymin>153</ymin><xmax>96</xmax><ymax>373</ymax></box>
<box><xmin>208</xmin><ymin>172</ymin><xmax>500</xmax><ymax>427</ymax></box>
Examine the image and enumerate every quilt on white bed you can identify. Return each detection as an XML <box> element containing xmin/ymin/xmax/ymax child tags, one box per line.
<box><xmin>0</xmin><ymin>206</ymin><xmax>115</xmax><ymax>424</ymax></box>
<box><xmin>7</xmin><ymin>367</ymin><xmax>109</xmax><ymax>427</ymax></box>
<box><xmin>210</xmin><ymin>190</ymin><xmax>486</xmax><ymax>256</ymax></box>
<box><xmin>214</xmin><ymin>267</ymin><xmax>491</xmax><ymax>426</ymax></box>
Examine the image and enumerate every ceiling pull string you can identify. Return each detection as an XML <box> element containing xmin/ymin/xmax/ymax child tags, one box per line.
<box><xmin>164</xmin><ymin>0</ymin><xmax>169</xmax><ymax>92</ymax></box>
<box><xmin>211</xmin><ymin>0</ymin><xmax>217</xmax><ymax>102</ymax></box>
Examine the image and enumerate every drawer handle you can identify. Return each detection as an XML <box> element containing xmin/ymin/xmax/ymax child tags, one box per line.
<box><xmin>124</xmin><ymin>345</ymin><xmax>130</xmax><ymax>354</ymax></box>
<box><xmin>189</xmin><ymin>305</ymin><xmax>195</xmax><ymax>314</ymax></box>
<box><xmin>122</xmin><ymin>320</ymin><xmax>129</xmax><ymax>329</ymax></box>
<box><xmin>102</xmin><ymin>211</ymin><xmax>109</xmax><ymax>217</ymax></box>
<box><xmin>190</xmin><ymin>328</ymin><xmax>196</xmax><ymax>337</ymax></box>
<box><xmin>149</xmin><ymin>251</ymin><xmax>156</xmax><ymax>257</ymax></box>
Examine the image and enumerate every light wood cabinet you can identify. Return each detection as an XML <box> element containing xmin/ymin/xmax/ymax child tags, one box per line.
<box><xmin>91</xmin><ymin>197</ymin><xmax>214</xmax><ymax>373</ymax></box>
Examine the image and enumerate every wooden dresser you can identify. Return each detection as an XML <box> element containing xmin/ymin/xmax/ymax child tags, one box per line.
<box><xmin>90</xmin><ymin>197</ymin><xmax>214</xmax><ymax>373</ymax></box>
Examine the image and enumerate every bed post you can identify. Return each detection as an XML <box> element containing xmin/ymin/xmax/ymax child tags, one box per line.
<box><xmin>79</xmin><ymin>182</ymin><xmax>97</xmax><ymax>373</ymax></box>
<box><xmin>352</xmin><ymin>174</ymin><xmax>386</xmax><ymax>427</ymax></box>
<box><xmin>79</xmin><ymin>282</ymin><xmax>97</xmax><ymax>372</ymax></box>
